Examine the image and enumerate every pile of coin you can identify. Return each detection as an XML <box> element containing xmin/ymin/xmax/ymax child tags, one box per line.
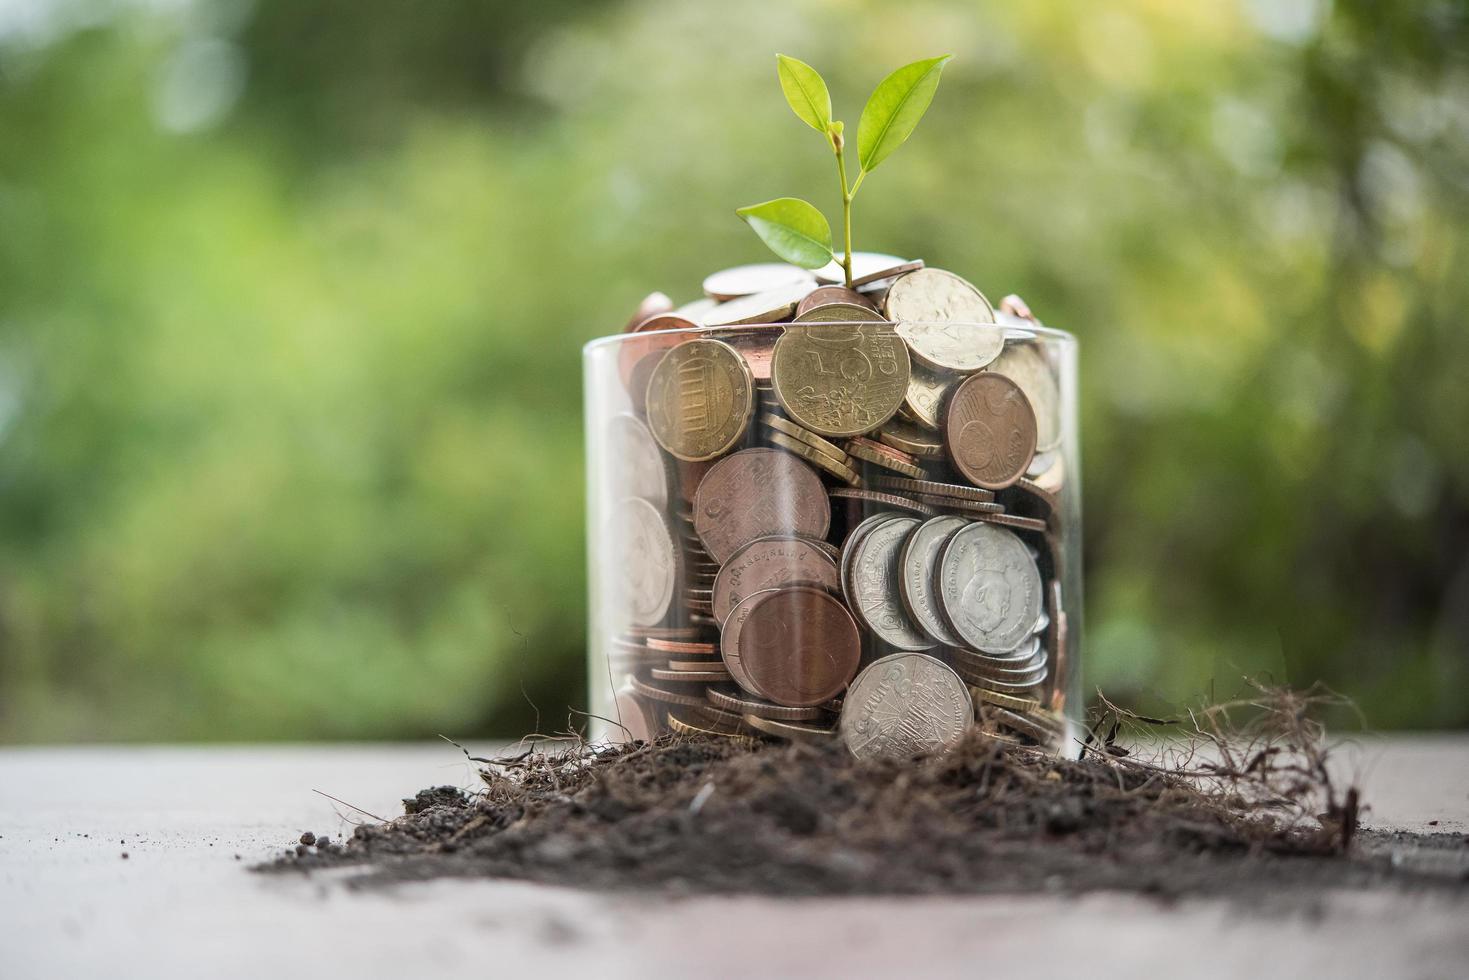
<box><xmin>596</xmin><ymin>255</ymin><xmax>1072</xmax><ymax>760</ymax></box>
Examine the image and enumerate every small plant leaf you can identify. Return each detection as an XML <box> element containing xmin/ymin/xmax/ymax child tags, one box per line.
<box><xmin>776</xmin><ymin>54</ymin><xmax>833</xmax><ymax>134</ymax></box>
<box><xmin>857</xmin><ymin>55</ymin><xmax>952</xmax><ymax>173</ymax></box>
<box><xmin>736</xmin><ymin>197</ymin><xmax>833</xmax><ymax>269</ymax></box>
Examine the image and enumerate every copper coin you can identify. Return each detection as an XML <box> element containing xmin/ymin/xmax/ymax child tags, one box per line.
<box><xmin>944</xmin><ymin>373</ymin><xmax>1037</xmax><ymax>490</ymax></box>
<box><xmin>611</xmin><ymin>685</ymin><xmax>659</xmax><ymax>741</ymax></box>
<box><xmin>712</xmin><ymin>535</ymin><xmax>840</xmax><ymax>623</ymax></box>
<box><xmin>706</xmin><ymin>687</ymin><xmax>827</xmax><ymax>722</ymax></box>
<box><xmin>739</xmin><ymin>586</ymin><xmax>861</xmax><ymax>708</ymax></box>
<box><xmin>791</xmin><ymin>302</ymin><xmax>886</xmax><ymax>323</ymax></box>
<box><xmin>814</xmin><ymin>251</ymin><xmax>912</xmax><ymax>284</ymax></box>
<box><xmin>744</xmin><ymin>713</ymin><xmax>837</xmax><ymax>744</ymax></box>
<box><xmin>623</xmin><ymin>292</ymin><xmax>675</xmax><ymax>332</ymax></box>
<box><xmin>667</xmin><ymin>658</ymin><xmax>724</xmax><ymax>671</ymax></box>
<box><xmin>851</xmin><ymin>259</ymin><xmax>925</xmax><ymax>289</ymax></box>
<box><xmin>720</xmin><ymin>588</ymin><xmax>780</xmax><ymax>695</ymax></box>
<box><xmin>693</xmin><ymin>448</ymin><xmax>830</xmax><ymax>563</ymax></box>
<box><xmin>999</xmin><ymin>293</ymin><xmax>1036</xmax><ymax>321</ymax></box>
<box><xmin>646</xmin><ymin>638</ymin><xmax>718</xmax><ymax>655</ymax></box>
<box><xmin>795</xmin><ymin>286</ymin><xmax>877</xmax><ymax>316</ymax></box>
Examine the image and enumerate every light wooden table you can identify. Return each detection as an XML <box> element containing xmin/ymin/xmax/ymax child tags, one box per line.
<box><xmin>1</xmin><ymin>737</ymin><xmax>1466</xmax><ymax>979</ymax></box>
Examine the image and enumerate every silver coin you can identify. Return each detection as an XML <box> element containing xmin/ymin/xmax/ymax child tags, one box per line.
<box><xmin>938</xmin><ymin>522</ymin><xmax>1042</xmax><ymax>654</ymax></box>
<box><xmin>605</xmin><ymin>413</ymin><xmax>670</xmax><ymax>509</ymax></box>
<box><xmin>951</xmin><ymin>639</ymin><xmax>1046</xmax><ymax>673</ymax></box>
<box><xmin>886</xmin><ymin>269</ymin><xmax>1003</xmax><ymax>371</ymax></box>
<box><xmin>848</xmin><ymin>516</ymin><xmax>935</xmax><ymax>651</ymax></box>
<box><xmin>671</xmin><ymin>296</ymin><xmax>719</xmax><ymax>324</ymax></box>
<box><xmin>702</xmin><ymin>263</ymin><xmax>815</xmax><ymax>301</ymax></box>
<box><xmin>839</xmin><ymin>653</ymin><xmax>973</xmax><ymax>760</ymax></box>
<box><xmin>988</xmin><ymin>342</ymin><xmax>1061</xmax><ymax>453</ymax></box>
<box><xmin>613</xmin><ymin>497</ymin><xmax>677</xmax><ymax>628</ymax></box>
<box><xmin>898</xmin><ymin>515</ymin><xmax>969</xmax><ymax>647</ymax></box>
<box><xmin>840</xmin><ymin>512</ymin><xmax>903</xmax><ymax>602</ymax></box>
<box><xmin>814</xmin><ymin>251</ymin><xmax>910</xmax><ymax>284</ymax></box>
<box><xmin>703</xmin><ymin>282</ymin><xmax>813</xmax><ymax>326</ymax></box>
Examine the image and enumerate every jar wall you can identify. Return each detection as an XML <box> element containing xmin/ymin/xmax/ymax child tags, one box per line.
<box><xmin>584</xmin><ymin>320</ymin><xmax>1082</xmax><ymax>757</ymax></box>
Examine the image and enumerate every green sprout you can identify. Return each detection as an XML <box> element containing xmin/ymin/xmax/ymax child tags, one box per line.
<box><xmin>737</xmin><ymin>54</ymin><xmax>952</xmax><ymax>288</ymax></box>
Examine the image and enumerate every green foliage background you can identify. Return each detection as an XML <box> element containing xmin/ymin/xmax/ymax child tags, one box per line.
<box><xmin>1</xmin><ymin>0</ymin><xmax>1465</xmax><ymax>740</ymax></box>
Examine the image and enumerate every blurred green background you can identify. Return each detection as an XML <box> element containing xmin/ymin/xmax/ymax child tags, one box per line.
<box><xmin>1</xmin><ymin>0</ymin><xmax>1465</xmax><ymax>741</ymax></box>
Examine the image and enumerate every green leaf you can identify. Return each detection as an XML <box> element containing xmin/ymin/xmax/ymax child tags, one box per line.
<box><xmin>857</xmin><ymin>55</ymin><xmax>952</xmax><ymax>173</ymax></box>
<box><xmin>736</xmin><ymin>198</ymin><xmax>834</xmax><ymax>269</ymax></box>
<box><xmin>776</xmin><ymin>54</ymin><xmax>833</xmax><ymax>134</ymax></box>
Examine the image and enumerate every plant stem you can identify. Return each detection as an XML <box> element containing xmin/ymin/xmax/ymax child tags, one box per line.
<box><xmin>834</xmin><ymin>142</ymin><xmax>854</xmax><ymax>288</ymax></box>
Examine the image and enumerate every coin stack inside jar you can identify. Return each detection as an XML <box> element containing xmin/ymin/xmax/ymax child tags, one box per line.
<box><xmin>597</xmin><ymin>254</ymin><xmax>1073</xmax><ymax>761</ymax></box>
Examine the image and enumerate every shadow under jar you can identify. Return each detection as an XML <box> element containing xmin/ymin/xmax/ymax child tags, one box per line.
<box><xmin>583</xmin><ymin>317</ymin><xmax>1082</xmax><ymax>759</ymax></box>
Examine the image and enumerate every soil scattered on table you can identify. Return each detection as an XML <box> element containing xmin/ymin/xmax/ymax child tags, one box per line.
<box><xmin>259</xmin><ymin>728</ymin><xmax>1469</xmax><ymax>899</ymax></box>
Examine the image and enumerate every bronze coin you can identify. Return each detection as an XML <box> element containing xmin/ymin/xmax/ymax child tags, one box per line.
<box><xmin>791</xmin><ymin>302</ymin><xmax>886</xmax><ymax>323</ymax></box>
<box><xmin>646</xmin><ymin>338</ymin><xmax>754</xmax><ymax>462</ymax></box>
<box><xmin>705</xmin><ymin>687</ymin><xmax>827</xmax><ymax>722</ymax></box>
<box><xmin>720</xmin><ymin>588</ymin><xmax>781</xmax><ymax>695</ymax></box>
<box><xmin>712</xmin><ymin>535</ymin><xmax>841</xmax><ymax>623</ymax></box>
<box><xmin>693</xmin><ymin>448</ymin><xmax>831</xmax><ymax>563</ymax></box>
<box><xmin>738</xmin><ymin>586</ymin><xmax>861</xmax><ymax>708</ymax></box>
<box><xmin>744</xmin><ymin>713</ymin><xmax>837</xmax><ymax>744</ymax></box>
<box><xmin>795</xmin><ymin>286</ymin><xmax>877</xmax><ymax>316</ymax></box>
<box><xmin>645</xmin><ymin>638</ymin><xmax>718</xmax><ymax>655</ymax></box>
<box><xmin>623</xmin><ymin>293</ymin><xmax>675</xmax><ymax>332</ymax></box>
<box><xmin>944</xmin><ymin>373</ymin><xmax>1037</xmax><ymax>490</ymax></box>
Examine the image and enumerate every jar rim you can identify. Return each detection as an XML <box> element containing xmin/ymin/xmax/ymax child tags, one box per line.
<box><xmin>584</xmin><ymin>320</ymin><xmax>1076</xmax><ymax>355</ymax></box>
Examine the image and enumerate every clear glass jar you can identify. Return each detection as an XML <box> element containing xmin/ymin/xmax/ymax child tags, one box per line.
<box><xmin>583</xmin><ymin>318</ymin><xmax>1082</xmax><ymax>758</ymax></box>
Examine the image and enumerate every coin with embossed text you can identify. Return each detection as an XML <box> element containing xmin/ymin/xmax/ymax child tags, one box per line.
<box><xmin>646</xmin><ymin>338</ymin><xmax>753</xmax><ymax>462</ymax></box>
<box><xmin>693</xmin><ymin>448</ymin><xmax>830</xmax><ymax>563</ymax></box>
<box><xmin>938</xmin><ymin>521</ymin><xmax>1042</xmax><ymax>654</ymax></box>
<box><xmin>846</xmin><ymin>515</ymin><xmax>935</xmax><ymax>650</ymax></box>
<box><xmin>988</xmin><ymin>342</ymin><xmax>1060</xmax><ymax>453</ymax></box>
<box><xmin>898</xmin><ymin>514</ymin><xmax>969</xmax><ymax>647</ymax></box>
<box><xmin>944</xmin><ymin>372</ymin><xmax>1037</xmax><ymax>490</ymax></box>
<box><xmin>771</xmin><ymin>323</ymin><xmax>911</xmax><ymax>438</ymax></box>
<box><xmin>611</xmin><ymin>496</ymin><xmax>677</xmax><ymax>628</ymax></box>
<box><xmin>712</xmin><ymin>535</ymin><xmax>840</xmax><ymax>623</ymax></box>
<box><xmin>839</xmin><ymin>653</ymin><xmax>973</xmax><ymax>760</ymax></box>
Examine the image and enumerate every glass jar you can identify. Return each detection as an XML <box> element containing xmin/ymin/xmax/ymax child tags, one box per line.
<box><xmin>583</xmin><ymin>317</ymin><xmax>1082</xmax><ymax>758</ymax></box>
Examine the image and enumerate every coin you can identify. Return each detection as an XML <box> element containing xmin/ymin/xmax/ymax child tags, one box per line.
<box><xmin>902</xmin><ymin>361</ymin><xmax>957</xmax><ymax>430</ymax></box>
<box><xmin>693</xmin><ymin>448</ymin><xmax>831</xmax><ymax>563</ymax></box>
<box><xmin>612</xmin><ymin>497</ymin><xmax>677</xmax><ymax>628</ymax></box>
<box><xmin>744</xmin><ymin>713</ymin><xmax>837</xmax><ymax>744</ymax></box>
<box><xmin>765</xmin><ymin>430</ymin><xmax>861</xmax><ymax>484</ymax></box>
<box><xmin>980</xmin><ymin>704</ymin><xmax>1056</xmax><ymax>743</ymax></box>
<box><xmin>937</xmin><ymin>521</ymin><xmax>1042</xmax><ymax>654</ymax></box>
<box><xmin>759</xmin><ymin>412</ymin><xmax>849</xmax><ymax>461</ymax></box>
<box><xmin>971</xmin><ymin>686</ymin><xmax>1042</xmax><ymax>714</ymax></box>
<box><xmin>909</xmin><ymin>493</ymin><xmax>1004</xmax><ymax>515</ymax></box>
<box><xmin>623</xmin><ymin>291</ymin><xmax>675</xmax><ymax>332</ymax></box>
<box><xmin>612</xmin><ymin>685</ymin><xmax>658</xmax><ymax>741</ymax></box>
<box><xmin>843</xmin><ymin>437</ymin><xmax>925</xmax><ymax>478</ymax></box>
<box><xmin>876</xmin><ymin>417</ymin><xmax>945</xmax><ymax>458</ymax></box>
<box><xmin>998</xmin><ymin>293</ymin><xmax>1035</xmax><ymax>321</ymax></box>
<box><xmin>630</xmin><ymin>674</ymin><xmax>709</xmax><ymax>708</ymax></box>
<box><xmin>739</xmin><ymin>586</ymin><xmax>861</xmax><ymax>708</ymax></box>
<box><xmin>720</xmin><ymin>587</ymin><xmax>780</xmax><ymax>695</ymax></box>
<box><xmin>650</xmin><ymin>667</ymin><xmax>732</xmax><ymax>683</ymax></box>
<box><xmin>703</xmin><ymin>263</ymin><xmax>815</xmax><ymax>301</ymax></box>
<box><xmin>670</xmin><ymin>297</ymin><xmax>718</xmax><ymax>323</ymax></box>
<box><xmin>897</xmin><ymin>515</ymin><xmax>969</xmax><ymax>647</ymax></box>
<box><xmin>668</xmin><ymin>712</ymin><xmax>755</xmax><ymax>741</ymax></box>
<box><xmin>869</xmin><ymin>476</ymin><xmax>995</xmax><ymax>502</ymax></box>
<box><xmin>829</xmin><ymin>487</ymin><xmax>937</xmax><ymax>517</ymax></box>
<box><xmin>703</xmin><ymin>282</ymin><xmax>812</xmax><ymax>326</ymax></box>
<box><xmin>944</xmin><ymin>372</ymin><xmax>1037</xmax><ymax>490</ymax></box>
<box><xmin>846</xmin><ymin>515</ymin><xmax>935</xmax><ymax>650</ymax></box>
<box><xmin>706</xmin><ymin>687</ymin><xmax>827</xmax><ymax>722</ymax></box>
<box><xmin>771</xmin><ymin>323</ymin><xmax>911</xmax><ymax>437</ymax></box>
<box><xmin>646</xmin><ymin>338</ymin><xmax>754</xmax><ymax>462</ymax></box>
<box><xmin>795</xmin><ymin>286</ymin><xmax>877</xmax><ymax>316</ymax></box>
<box><xmin>605</xmin><ymin>413</ymin><xmax>670</xmax><ymax>509</ymax></box>
<box><xmin>840</xmin><ymin>511</ymin><xmax>902</xmax><ymax>596</ymax></box>
<box><xmin>712</xmin><ymin>535</ymin><xmax>840</xmax><ymax>623</ymax></box>
<box><xmin>885</xmin><ymin>269</ymin><xmax>1002</xmax><ymax>371</ymax></box>
<box><xmin>791</xmin><ymin>302</ymin><xmax>886</xmax><ymax>323</ymax></box>
<box><xmin>851</xmin><ymin>259</ymin><xmax>925</xmax><ymax>290</ymax></box>
<box><xmin>645</xmin><ymin>638</ymin><xmax>718</xmax><ymax>655</ymax></box>
<box><xmin>839</xmin><ymin>653</ymin><xmax>973</xmax><ymax>761</ymax></box>
<box><xmin>976</xmin><ymin>511</ymin><xmax>1048</xmax><ymax>533</ymax></box>
<box><xmin>988</xmin><ymin>342</ymin><xmax>1060</xmax><ymax>453</ymax></box>
<box><xmin>814</xmin><ymin>251</ymin><xmax>911</xmax><ymax>284</ymax></box>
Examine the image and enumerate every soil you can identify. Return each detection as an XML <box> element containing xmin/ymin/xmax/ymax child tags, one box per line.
<box><xmin>260</xmin><ymin>734</ymin><xmax>1469</xmax><ymax>900</ymax></box>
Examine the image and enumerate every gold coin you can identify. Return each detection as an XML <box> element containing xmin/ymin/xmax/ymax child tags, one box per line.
<box><xmin>844</xmin><ymin>438</ymin><xmax>924</xmax><ymax>478</ymax></box>
<box><xmin>646</xmin><ymin>338</ymin><xmax>754</xmax><ymax>462</ymax></box>
<box><xmin>766</xmin><ymin>431</ymin><xmax>861</xmax><ymax>485</ymax></box>
<box><xmin>771</xmin><ymin>323</ymin><xmax>911</xmax><ymax>438</ymax></box>
<box><xmin>902</xmin><ymin>361</ymin><xmax>957</xmax><ymax>430</ymax></box>
<box><xmin>759</xmin><ymin>412</ymin><xmax>848</xmax><ymax>461</ymax></box>
<box><xmin>970</xmin><ymin>686</ymin><xmax>1042</xmax><ymax>714</ymax></box>
<box><xmin>884</xmin><ymin>269</ymin><xmax>1003</xmax><ymax>371</ymax></box>
<box><xmin>877</xmin><ymin>418</ymin><xmax>945</xmax><ymax>458</ymax></box>
<box><xmin>742</xmin><ymin>713</ymin><xmax>837</xmax><ymax>744</ymax></box>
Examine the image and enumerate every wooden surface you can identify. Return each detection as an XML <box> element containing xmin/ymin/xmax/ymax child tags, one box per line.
<box><xmin>1</xmin><ymin>736</ymin><xmax>1466</xmax><ymax>979</ymax></box>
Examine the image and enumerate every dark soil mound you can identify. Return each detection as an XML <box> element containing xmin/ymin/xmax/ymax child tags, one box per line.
<box><xmin>261</xmin><ymin>734</ymin><xmax>1469</xmax><ymax>898</ymax></box>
